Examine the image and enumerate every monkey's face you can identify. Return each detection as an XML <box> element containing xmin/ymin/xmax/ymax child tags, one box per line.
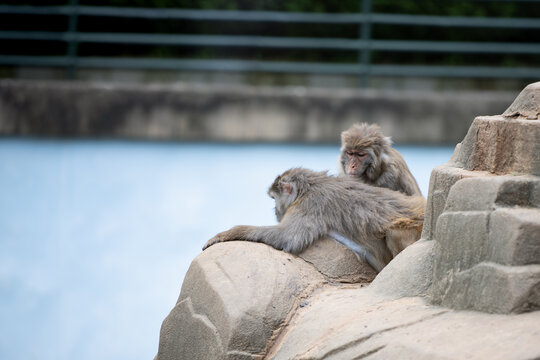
<box><xmin>344</xmin><ymin>149</ymin><xmax>371</xmax><ymax>178</ymax></box>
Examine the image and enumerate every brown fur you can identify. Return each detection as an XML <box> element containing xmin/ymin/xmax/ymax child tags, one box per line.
<box><xmin>339</xmin><ymin>123</ymin><xmax>422</xmax><ymax>197</ymax></box>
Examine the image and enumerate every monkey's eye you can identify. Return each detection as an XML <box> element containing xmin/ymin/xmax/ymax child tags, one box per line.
<box><xmin>347</xmin><ymin>151</ymin><xmax>367</xmax><ymax>158</ymax></box>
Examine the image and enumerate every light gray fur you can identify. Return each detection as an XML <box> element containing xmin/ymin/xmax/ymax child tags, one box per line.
<box><xmin>329</xmin><ymin>231</ymin><xmax>385</xmax><ymax>272</ymax></box>
<box><xmin>204</xmin><ymin>168</ymin><xmax>424</xmax><ymax>269</ymax></box>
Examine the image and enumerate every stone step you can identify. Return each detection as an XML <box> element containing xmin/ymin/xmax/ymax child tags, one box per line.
<box><xmin>444</xmin><ymin>175</ymin><xmax>539</xmax><ymax>212</ymax></box>
<box><xmin>488</xmin><ymin>208</ymin><xmax>540</xmax><ymax>266</ymax></box>
<box><xmin>437</xmin><ymin>262</ymin><xmax>540</xmax><ymax>313</ymax></box>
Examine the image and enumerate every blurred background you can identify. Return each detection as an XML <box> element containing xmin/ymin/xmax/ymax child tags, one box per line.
<box><xmin>0</xmin><ymin>1</ymin><xmax>538</xmax><ymax>360</ymax></box>
<box><xmin>0</xmin><ymin>0</ymin><xmax>539</xmax><ymax>89</ymax></box>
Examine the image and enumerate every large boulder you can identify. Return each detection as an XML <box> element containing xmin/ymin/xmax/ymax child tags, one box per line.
<box><xmin>156</xmin><ymin>82</ymin><xmax>540</xmax><ymax>359</ymax></box>
<box><xmin>156</xmin><ymin>239</ymin><xmax>375</xmax><ymax>360</ymax></box>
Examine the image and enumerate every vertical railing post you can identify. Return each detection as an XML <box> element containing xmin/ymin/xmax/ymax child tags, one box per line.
<box><xmin>66</xmin><ymin>0</ymin><xmax>79</xmax><ymax>79</ymax></box>
<box><xmin>359</xmin><ymin>0</ymin><xmax>372</xmax><ymax>87</ymax></box>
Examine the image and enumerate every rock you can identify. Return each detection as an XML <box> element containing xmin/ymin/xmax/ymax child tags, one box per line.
<box><xmin>424</xmin><ymin>82</ymin><xmax>540</xmax><ymax>313</ymax></box>
<box><xmin>156</xmin><ymin>239</ymin><xmax>375</xmax><ymax>360</ymax></box>
<box><xmin>156</xmin><ymin>242</ymin><xmax>326</xmax><ymax>360</ymax></box>
<box><xmin>370</xmin><ymin>239</ymin><xmax>435</xmax><ymax>298</ymax></box>
<box><xmin>488</xmin><ymin>208</ymin><xmax>540</xmax><ymax>266</ymax></box>
<box><xmin>420</xmin><ymin>164</ymin><xmax>489</xmax><ymax>241</ymax></box>
<box><xmin>298</xmin><ymin>237</ymin><xmax>377</xmax><ymax>283</ymax></box>
<box><xmin>429</xmin><ymin>176</ymin><xmax>540</xmax><ymax>313</ymax></box>
<box><xmin>503</xmin><ymin>81</ymin><xmax>540</xmax><ymax>120</ymax></box>
<box><xmin>267</xmin><ymin>288</ymin><xmax>540</xmax><ymax>359</ymax></box>
<box><xmin>443</xmin><ymin>176</ymin><xmax>534</xmax><ymax>211</ymax></box>
<box><xmin>439</xmin><ymin>262</ymin><xmax>540</xmax><ymax>313</ymax></box>
<box><xmin>451</xmin><ymin>115</ymin><xmax>540</xmax><ymax>176</ymax></box>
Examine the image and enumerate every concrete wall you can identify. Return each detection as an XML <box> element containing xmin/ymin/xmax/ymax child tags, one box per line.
<box><xmin>0</xmin><ymin>80</ymin><xmax>517</xmax><ymax>143</ymax></box>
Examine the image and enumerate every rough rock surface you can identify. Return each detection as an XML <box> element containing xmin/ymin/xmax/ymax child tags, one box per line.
<box><xmin>503</xmin><ymin>81</ymin><xmax>540</xmax><ymax>120</ymax></box>
<box><xmin>156</xmin><ymin>239</ymin><xmax>375</xmax><ymax>360</ymax></box>
<box><xmin>297</xmin><ymin>237</ymin><xmax>377</xmax><ymax>283</ymax></box>
<box><xmin>267</xmin><ymin>289</ymin><xmax>540</xmax><ymax>360</ymax></box>
<box><xmin>156</xmin><ymin>82</ymin><xmax>540</xmax><ymax>359</ymax></box>
<box><xmin>426</xmin><ymin>83</ymin><xmax>540</xmax><ymax>313</ymax></box>
<box><xmin>369</xmin><ymin>239</ymin><xmax>435</xmax><ymax>299</ymax></box>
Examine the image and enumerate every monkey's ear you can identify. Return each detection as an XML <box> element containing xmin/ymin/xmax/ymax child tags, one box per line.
<box><xmin>281</xmin><ymin>182</ymin><xmax>294</xmax><ymax>195</ymax></box>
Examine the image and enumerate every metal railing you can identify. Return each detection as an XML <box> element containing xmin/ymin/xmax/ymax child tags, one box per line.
<box><xmin>0</xmin><ymin>2</ymin><xmax>539</xmax><ymax>84</ymax></box>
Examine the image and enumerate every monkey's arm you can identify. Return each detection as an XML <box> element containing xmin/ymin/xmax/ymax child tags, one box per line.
<box><xmin>203</xmin><ymin>221</ymin><xmax>322</xmax><ymax>254</ymax></box>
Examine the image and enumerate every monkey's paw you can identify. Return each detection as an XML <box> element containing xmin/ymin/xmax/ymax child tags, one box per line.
<box><xmin>202</xmin><ymin>226</ymin><xmax>250</xmax><ymax>251</ymax></box>
<box><xmin>202</xmin><ymin>232</ymin><xmax>228</xmax><ymax>250</ymax></box>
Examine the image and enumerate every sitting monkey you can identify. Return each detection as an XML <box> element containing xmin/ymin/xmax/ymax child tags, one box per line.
<box><xmin>339</xmin><ymin>123</ymin><xmax>422</xmax><ymax>196</ymax></box>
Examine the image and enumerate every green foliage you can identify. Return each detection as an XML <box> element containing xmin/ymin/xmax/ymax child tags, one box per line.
<box><xmin>1</xmin><ymin>0</ymin><xmax>538</xmax><ymax>69</ymax></box>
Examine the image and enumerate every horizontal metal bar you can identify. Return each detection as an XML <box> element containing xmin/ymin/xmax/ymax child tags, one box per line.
<box><xmin>0</xmin><ymin>31</ymin><xmax>366</xmax><ymax>50</ymax></box>
<box><xmin>371</xmin><ymin>13</ymin><xmax>540</xmax><ymax>28</ymax></box>
<box><xmin>0</xmin><ymin>55</ymin><xmax>73</xmax><ymax>66</ymax></box>
<box><xmin>370</xmin><ymin>64</ymin><xmax>540</xmax><ymax>78</ymax></box>
<box><xmin>0</xmin><ymin>5</ymin><xmax>366</xmax><ymax>23</ymax></box>
<box><xmin>0</xmin><ymin>31</ymin><xmax>73</xmax><ymax>42</ymax></box>
<box><xmin>0</xmin><ymin>5</ymin><xmax>539</xmax><ymax>28</ymax></box>
<box><xmin>0</xmin><ymin>5</ymin><xmax>73</xmax><ymax>16</ymax></box>
<box><xmin>0</xmin><ymin>55</ymin><xmax>538</xmax><ymax>79</ymax></box>
<box><xmin>1</xmin><ymin>31</ymin><xmax>539</xmax><ymax>55</ymax></box>
<box><xmin>81</xmin><ymin>7</ymin><xmax>365</xmax><ymax>24</ymax></box>
<box><xmin>374</xmin><ymin>40</ymin><xmax>540</xmax><ymax>54</ymax></box>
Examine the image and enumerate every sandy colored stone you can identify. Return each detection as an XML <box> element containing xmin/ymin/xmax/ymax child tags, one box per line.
<box><xmin>443</xmin><ymin>176</ymin><xmax>531</xmax><ymax>211</ymax></box>
<box><xmin>156</xmin><ymin>238</ymin><xmax>377</xmax><ymax>360</ymax></box>
<box><xmin>440</xmin><ymin>262</ymin><xmax>540</xmax><ymax>313</ymax></box>
<box><xmin>452</xmin><ymin>115</ymin><xmax>540</xmax><ymax>175</ymax></box>
<box><xmin>420</xmin><ymin>164</ymin><xmax>489</xmax><ymax>241</ymax></box>
<box><xmin>268</xmin><ymin>287</ymin><xmax>540</xmax><ymax>359</ymax></box>
<box><xmin>503</xmin><ymin>81</ymin><xmax>540</xmax><ymax>120</ymax></box>
<box><xmin>488</xmin><ymin>208</ymin><xmax>540</xmax><ymax>266</ymax></box>
<box><xmin>156</xmin><ymin>242</ymin><xmax>326</xmax><ymax>360</ymax></box>
<box><xmin>370</xmin><ymin>239</ymin><xmax>435</xmax><ymax>298</ymax></box>
<box><xmin>298</xmin><ymin>237</ymin><xmax>377</xmax><ymax>283</ymax></box>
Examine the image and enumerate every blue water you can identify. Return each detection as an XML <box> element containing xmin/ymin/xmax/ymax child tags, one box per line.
<box><xmin>0</xmin><ymin>139</ymin><xmax>454</xmax><ymax>360</ymax></box>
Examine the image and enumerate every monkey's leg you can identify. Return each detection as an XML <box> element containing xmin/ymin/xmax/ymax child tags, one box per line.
<box><xmin>385</xmin><ymin>227</ymin><xmax>421</xmax><ymax>257</ymax></box>
<box><xmin>328</xmin><ymin>231</ymin><xmax>385</xmax><ymax>272</ymax></box>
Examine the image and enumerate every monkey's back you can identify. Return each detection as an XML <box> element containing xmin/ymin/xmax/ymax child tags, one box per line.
<box><xmin>377</xmin><ymin>147</ymin><xmax>422</xmax><ymax>196</ymax></box>
<box><xmin>296</xmin><ymin>172</ymin><xmax>423</xmax><ymax>240</ymax></box>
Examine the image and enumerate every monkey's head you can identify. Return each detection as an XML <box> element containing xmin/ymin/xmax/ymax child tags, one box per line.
<box><xmin>339</xmin><ymin>123</ymin><xmax>392</xmax><ymax>180</ymax></box>
<box><xmin>268</xmin><ymin>168</ymin><xmax>326</xmax><ymax>222</ymax></box>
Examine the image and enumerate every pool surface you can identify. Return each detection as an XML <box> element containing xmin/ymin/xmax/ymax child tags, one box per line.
<box><xmin>0</xmin><ymin>139</ymin><xmax>454</xmax><ymax>360</ymax></box>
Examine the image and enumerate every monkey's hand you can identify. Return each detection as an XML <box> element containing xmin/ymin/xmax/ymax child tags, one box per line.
<box><xmin>202</xmin><ymin>231</ymin><xmax>228</xmax><ymax>250</ymax></box>
<box><xmin>202</xmin><ymin>226</ymin><xmax>251</xmax><ymax>251</ymax></box>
